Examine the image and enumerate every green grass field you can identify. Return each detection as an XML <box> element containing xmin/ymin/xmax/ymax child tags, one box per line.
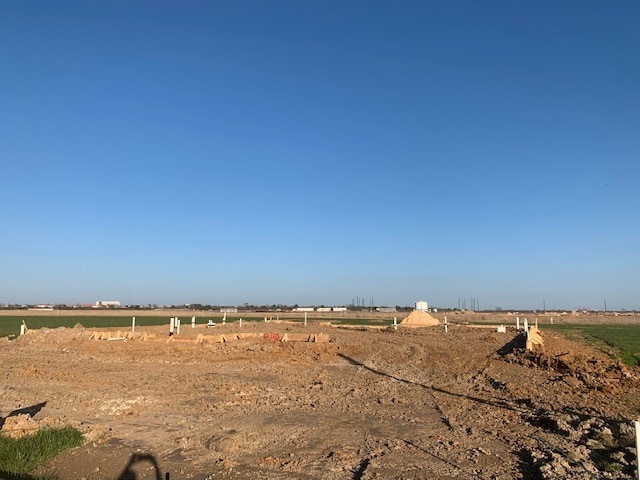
<box><xmin>328</xmin><ymin>318</ymin><xmax>395</xmax><ymax>326</ymax></box>
<box><xmin>545</xmin><ymin>324</ymin><xmax>640</xmax><ymax>367</ymax></box>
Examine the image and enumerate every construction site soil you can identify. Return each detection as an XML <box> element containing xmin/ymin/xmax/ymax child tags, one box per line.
<box><xmin>1</xmin><ymin>316</ymin><xmax>639</xmax><ymax>479</ymax></box>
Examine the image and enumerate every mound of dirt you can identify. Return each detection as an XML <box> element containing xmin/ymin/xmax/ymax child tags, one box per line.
<box><xmin>503</xmin><ymin>348</ymin><xmax>639</xmax><ymax>394</ymax></box>
<box><xmin>0</xmin><ymin>413</ymin><xmax>38</xmax><ymax>438</ymax></box>
<box><xmin>16</xmin><ymin>327</ymin><xmax>87</xmax><ymax>344</ymax></box>
<box><xmin>400</xmin><ymin>310</ymin><xmax>440</xmax><ymax>327</ymax></box>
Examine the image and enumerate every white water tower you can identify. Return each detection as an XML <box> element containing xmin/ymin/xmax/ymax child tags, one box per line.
<box><xmin>415</xmin><ymin>300</ymin><xmax>428</xmax><ymax>311</ymax></box>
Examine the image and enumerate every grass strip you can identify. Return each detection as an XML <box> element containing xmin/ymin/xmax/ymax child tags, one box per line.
<box><xmin>0</xmin><ymin>427</ymin><xmax>83</xmax><ymax>477</ymax></box>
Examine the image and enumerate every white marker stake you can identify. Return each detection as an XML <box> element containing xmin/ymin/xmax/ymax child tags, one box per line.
<box><xmin>20</xmin><ymin>324</ymin><xmax>26</xmax><ymax>336</ymax></box>
<box><xmin>635</xmin><ymin>421</ymin><xmax>640</xmax><ymax>480</ymax></box>
<box><xmin>516</xmin><ymin>317</ymin><xmax>520</xmax><ymax>331</ymax></box>
<box><xmin>169</xmin><ymin>317</ymin><xmax>175</xmax><ymax>336</ymax></box>
<box><xmin>304</xmin><ymin>312</ymin><xmax>307</xmax><ymax>327</ymax></box>
<box><xmin>132</xmin><ymin>316</ymin><xmax>136</xmax><ymax>333</ymax></box>
<box><xmin>177</xmin><ymin>318</ymin><xmax>181</xmax><ymax>335</ymax></box>
<box><xmin>192</xmin><ymin>316</ymin><xmax>196</xmax><ymax>328</ymax></box>
<box><xmin>223</xmin><ymin>313</ymin><xmax>226</xmax><ymax>325</ymax></box>
<box><xmin>444</xmin><ymin>316</ymin><xmax>448</xmax><ymax>333</ymax></box>
<box><xmin>264</xmin><ymin>317</ymin><xmax>267</xmax><ymax>323</ymax></box>
<box><xmin>393</xmin><ymin>317</ymin><xmax>397</xmax><ymax>331</ymax></box>
<box><xmin>239</xmin><ymin>318</ymin><xmax>243</xmax><ymax>328</ymax></box>
<box><xmin>524</xmin><ymin>318</ymin><xmax>528</xmax><ymax>333</ymax></box>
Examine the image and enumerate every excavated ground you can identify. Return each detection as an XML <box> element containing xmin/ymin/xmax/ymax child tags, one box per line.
<box><xmin>1</xmin><ymin>321</ymin><xmax>639</xmax><ymax>480</ymax></box>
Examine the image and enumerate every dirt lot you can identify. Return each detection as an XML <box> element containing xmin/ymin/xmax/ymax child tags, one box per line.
<box><xmin>1</xmin><ymin>317</ymin><xmax>639</xmax><ymax>479</ymax></box>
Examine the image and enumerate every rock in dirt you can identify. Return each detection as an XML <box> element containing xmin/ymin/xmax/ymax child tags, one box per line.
<box><xmin>1</xmin><ymin>413</ymin><xmax>38</xmax><ymax>438</ymax></box>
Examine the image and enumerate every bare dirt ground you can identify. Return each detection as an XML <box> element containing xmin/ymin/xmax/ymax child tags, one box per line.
<box><xmin>1</xmin><ymin>317</ymin><xmax>639</xmax><ymax>479</ymax></box>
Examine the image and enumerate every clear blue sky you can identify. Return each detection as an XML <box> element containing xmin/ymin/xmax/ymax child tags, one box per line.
<box><xmin>1</xmin><ymin>1</ymin><xmax>638</xmax><ymax>310</ymax></box>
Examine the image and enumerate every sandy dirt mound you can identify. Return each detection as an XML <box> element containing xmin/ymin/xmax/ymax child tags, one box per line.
<box><xmin>400</xmin><ymin>309</ymin><xmax>440</xmax><ymax>327</ymax></box>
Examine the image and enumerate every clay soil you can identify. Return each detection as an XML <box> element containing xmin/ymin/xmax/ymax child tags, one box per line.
<box><xmin>1</xmin><ymin>319</ymin><xmax>639</xmax><ymax>479</ymax></box>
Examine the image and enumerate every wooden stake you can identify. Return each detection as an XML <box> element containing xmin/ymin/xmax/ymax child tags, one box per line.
<box><xmin>132</xmin><ymin>316</ymin><xmax>136</xmax><ymax>333</ymax></box>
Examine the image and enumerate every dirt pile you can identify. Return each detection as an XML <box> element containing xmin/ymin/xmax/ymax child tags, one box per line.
<box><xmin>522</xmin><ymin>409</ymin><xmax>637</xmax><ymax>479</ymax></box>
<box><xmin>501</xmin><ymin>346</ymin><xmax>639</xmax><ymax>395</ymax></box>
<box><xmin>0</xmin><ymin>411</ymin><xmax>70</xmax><ymax>439</ymax></box>
<box><xmin>400</xmin><ymin>310</ymin><xmax>440</xmax><ymax>327</ymax></box>
<box><xmin>15</xmin><ymin>325</ymin><xmax>86</xmax><ymax>344</ymax></box>
<box><xmin>0</xmin><ymin>413</ymin><xmax>38</xmax><ymax>438</ymax></box>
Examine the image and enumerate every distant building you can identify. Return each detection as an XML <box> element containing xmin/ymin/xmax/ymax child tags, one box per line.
<box><xmin>376</xmin><ymin>307</ymin><xmax>397</xmax><ymax>313</ymax></box>
<box><xmin>415</xmin><ymin>301</ymin><xmax>428</xmax><ymax>311</ymax></box>
<box><xmin>220</xmin><ymin>307</ymin><xmax>238</xmax><ymax>313</ymax></box>
<box><xmin>332</xmin><ymin>307</ymin><xmax>347</xmax><ymax>312</ymax></box>
<box><xmin>29</xmin><ymin>304</ymin><xmax>54</xmax><ymax>311</ymax></box>
<box><xmin>294</xmin><ymin>307</ymin><xmax>315</xmax><ymax>312</ymax></box>
<box><xmin>96</xmin><ymin>301</ymin><xmax>121</xmax><ymax>308</ymax></box>
<box><xmin>316</xmin><ymin>307</ymin><xmax>332</xmax><ymax>312</ymax></box>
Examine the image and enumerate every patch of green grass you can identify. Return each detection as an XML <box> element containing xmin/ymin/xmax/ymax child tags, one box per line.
<box><xmin>329</xmin><ymin>318</ymin><xmax>394</xmax><ymax>326</ymax></box>
<box><xmin>0</xmin><ymin>427</ymin><xmax>83</xmax><ymax>478</ymax></box>
<box><xmin>545</xmin><ymin>324</ymin><xmax>640</xmax><ymax>367</ymax></box>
